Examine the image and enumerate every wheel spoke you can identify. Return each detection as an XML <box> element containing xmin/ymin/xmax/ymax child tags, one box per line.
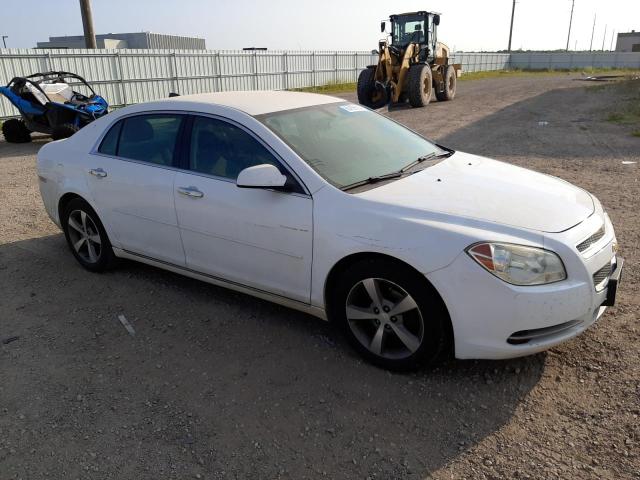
<box><xmin>80</xmin><ymin>211</ymin><xmax>88</xmax><ymax>232</ymax></box>
<box><xmin>346</xmin><ymin>305</ymin><xmax>375</xmax><ymax>321</ymax></box>
<box><xmin>88</xmin><ymin>234</ymin><xmax>101</xmax><ymax>245</ymax></box>
<box><xmin>389</xmin><ymin>294</ymin><xmax>418</xmax><ymax>317</ymax></box>
<box><xmin>390</xmin><ymin>323</ymin><xmax>421</xmax><ymax>353</ymax></box>
<box><xmin>86</xmin><ymin>239</ymin><xmax>98</xmax><ymax>262</ymax></box>
<box><xmin>73</xmin><ymin>237</ymin><xmax>86</xmax><ymax>252</ymax></box>
<box><xmin>68</xmin><ymin>217</ymin><xmax>84</xmax><ymax>233</ymax></box>
<box><xmin>369</xmin><ymin>324</ymin><xmax>385</xmax><ymax>355</ymax></box>
<box><xmin>362</xmin><ymin>278</ymin><xmax>383</xmax><ymax>309</ymax></box>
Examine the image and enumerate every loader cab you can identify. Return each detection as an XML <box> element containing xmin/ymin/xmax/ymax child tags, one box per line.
<box><xmin>386</xmin><ymin>11</ymin><xmax>439</xmax><ymax>58</ymax></box>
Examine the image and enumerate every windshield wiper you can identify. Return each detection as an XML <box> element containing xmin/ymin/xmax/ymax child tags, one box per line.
<box><xmin>400</xmin><ymin>150</ymin><xmax>453</xmax><ymax>173</ymax></box>
<box><xmin>341</xmin><ymin>171</ymin><xmax>404</xmax><ymax>191</ymax></box>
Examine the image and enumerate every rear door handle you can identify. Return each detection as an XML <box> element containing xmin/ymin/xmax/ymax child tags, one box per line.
<box><xmin>177</xmin><ymin>186</ymin><xmax>204</xmax><ymax>198</ymax></box>
<box><xmin>89</xmin><ymin>168</ymin><xmax>107</xmax><ymax>178</ymax></box>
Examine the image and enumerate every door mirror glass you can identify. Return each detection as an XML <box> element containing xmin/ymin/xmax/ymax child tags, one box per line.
<box><xmin>380</xmin><ymin>21</ymin><xmax>386</xmax><ymax>33</ymax></box>
<box><xmin>236</xmin><ymin>164</ymin><xmax>287</xmax><ymax>189</ymax></box>
<box><xmin>433</xmin><ymin>14</ymin><xmax>440</xmax><ymax>26</ymax></box>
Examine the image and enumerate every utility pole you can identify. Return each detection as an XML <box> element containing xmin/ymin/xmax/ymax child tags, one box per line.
<box><xmin>79</xmin><ymin>0</ymin><xmax>97</xmax><ymax>49</ymax></box>
<box><xmin>610</xmin><ymin>30</ymin><xmax>615</xmax><ymax>51</ymax></box>
<box><xmin>589</xmin><ymin>14</ymin><xmax>596</xmax><ymax>51</ymax></box>
<box><xmin>601</xmin><ymin>24</ymin><xmax>607</xmax><ymax>51</ymax></box>
<box><xmin>507</xmin><ymin>0</ymin><xmax>516</xmax><ymax>52</ymax></box>
<box><xmin>566</xmin><ymin>0</ymin><xmax>575</xmax><ymax>51</ymax></box>
<box><xmin>1</xmin><ymin>36</ymin><xmax>7</xmax><ymax>48</ymax></box>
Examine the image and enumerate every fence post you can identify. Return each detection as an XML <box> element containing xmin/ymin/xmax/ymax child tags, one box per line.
<box><xmin>47</xmin><ymin>51</ymin><xmax>53</xmax><ymax>71</ymax></box>
<box><xmin>354</xmin><ymin>52</ymin><xmax>358</xmax><ymax>81</ymax></box>
<box><xmin>172</xmin><ymin>52</ymin><xmax>179</xmax><ymax>94</ymax></box>
<box><xmin>334</xmin><ymin>51</ymin><xmax>338</xmax><ymax>84</ymax></box>
<box><xmin>116</xmin><ymin>51</ymin><xmax>127</xmax><ymax>106</ymax></box>
<box><xmin>282</xmin><ymin>51</ymin><xmax>288</xmax><ymax>90</ymax></box>
<box><xmin>216</xmin><ymin>51</ymin><xmax>222</xmax><ymax>92</ymax></box>
<box><xmin>252</xmin><ymin>50</ymin><xmax>258</xmax><ymax>90</ymax></box>
<box><xmin>311</xmin><ymin>51</ymin><xmax>316</xmax><ymax>88</ymax></box>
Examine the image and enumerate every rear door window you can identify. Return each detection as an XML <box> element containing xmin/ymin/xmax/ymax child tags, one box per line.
<box><xmin>103</xmin><ymin>114</ymin><xmax>184</xmax><ymax>167</ymax></box>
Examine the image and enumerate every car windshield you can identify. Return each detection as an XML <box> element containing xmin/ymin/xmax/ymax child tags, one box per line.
<box><xmin>258</xmin><ymin>102</ymin><xmax>444</xmax><ymax>189</ymax></box>
<box><xmin>392</xmin><ymin>14</ymin><xmax>426</xmax><ymax>45</ymax></box>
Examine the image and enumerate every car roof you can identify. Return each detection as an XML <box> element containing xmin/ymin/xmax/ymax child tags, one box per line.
<box><xmin>160</xmin><ymin>90</ymin><xmax>345</xmax><ymax>116</ymax></box>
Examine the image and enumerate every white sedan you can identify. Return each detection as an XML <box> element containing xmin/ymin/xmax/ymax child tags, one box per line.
<box><xmin>36</xmin><ymin>91</ymin><xmax>622</xmax><ymax>370</ymax></box>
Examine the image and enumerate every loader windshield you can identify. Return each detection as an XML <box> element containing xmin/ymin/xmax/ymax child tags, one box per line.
<box><xmin>391</xmin><ymin>14</ymin><xmax>427</xmax><ymax>45</ymax></box>
<box><xmin>259</xmin><ymin>102</ymin><xmax>446</xmax><ymax>190</ymax></box>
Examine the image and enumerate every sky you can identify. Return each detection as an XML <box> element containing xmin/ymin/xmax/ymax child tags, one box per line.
<box><xmin>1</xmin><ymin>0</ymin><xmax>638</xmax><ymax>52</ymax></box>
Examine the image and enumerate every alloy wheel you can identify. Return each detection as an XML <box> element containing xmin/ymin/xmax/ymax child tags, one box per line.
<box><xmin>67</xmin><ymin>209</ymin><xmax>102</xmax><ymax>263</ymax></box>
<box><xmin>345</xmin><ymin>277</ymin><xmax>425</xmax><ymax>359</ymax></box>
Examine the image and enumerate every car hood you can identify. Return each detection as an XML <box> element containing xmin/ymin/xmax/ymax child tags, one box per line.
<box><xmin>357</xmin><ymin>152</ymin><xmax>594</xmax><ymax>233</ymax></box>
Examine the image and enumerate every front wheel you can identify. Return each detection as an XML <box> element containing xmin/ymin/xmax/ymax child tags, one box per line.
<box><xmin>407</xmin><ymin>64</ymin><xmax>433</xmax><ymax>108</ymax></box>
<box><xmin>329</xmin><ymin>258</ymin><xmax>450</xmax><ymax>370</ymax></box>
<box><xmin>357</xmin><ymin>67</ymin><xmax>388</xmax><ymax>109</ymax></box>
<box><xmin>62</xmin><ymin>198</ymin><xmax>116</xmax><ymax>272</ymax></box>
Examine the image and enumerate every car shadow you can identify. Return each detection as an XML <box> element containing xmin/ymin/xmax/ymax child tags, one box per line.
<box><xmin>0</xmin><ymin>233</ymin><xmax>545</xmax><ymax>479</ymax></box>
<box><xmin>435</xmin><ymin>83</ymin><xmax>638</xmax><ymax>160</ymax></box>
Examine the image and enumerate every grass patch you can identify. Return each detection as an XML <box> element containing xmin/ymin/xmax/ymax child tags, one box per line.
<box><xmin>598</xmin><ymin>78</ymin><xmax>640</xmax><ymax>136</ymax></box>
<box><xmin>460</xmin><ymin>67</ymin><xmax>640</xmax><ymax>82</ymax></box>
<box><xmin>294</xmin><ymin>81</ymin><xmax>357</xmax><ymax>94</ymax></box>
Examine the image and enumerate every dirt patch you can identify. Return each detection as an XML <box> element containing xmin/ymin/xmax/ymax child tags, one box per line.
<box><xmin>1</xmin><ymin>75</ymin><xmax>639</xmax><ymax>479</ymax></box>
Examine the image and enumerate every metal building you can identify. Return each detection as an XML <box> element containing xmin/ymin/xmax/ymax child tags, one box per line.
<box><xmin>36</xmin><ymin>32</ymin><xmax>206</xmax><ymax>50</ymax></box>
<box><xmin>615</xmin><ymin>31</ymin><xmax>640</xmax><ymax>52</ymax></box>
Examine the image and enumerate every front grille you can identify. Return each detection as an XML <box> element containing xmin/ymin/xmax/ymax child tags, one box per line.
<box><xmin>593</xmin><ymin>262</ymin><xmax>612</xmax><ymax>290</ymax></box>
<box><xmin>576</xmin><ymin>225</ymin><xmax>605</xmax><ymax>253</ymax></box>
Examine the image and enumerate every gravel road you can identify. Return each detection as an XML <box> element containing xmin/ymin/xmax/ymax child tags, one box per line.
<box><xmin>1</xmin><ymin>74</ymin><xmax>638</xmax><ymax>479</ymax></box>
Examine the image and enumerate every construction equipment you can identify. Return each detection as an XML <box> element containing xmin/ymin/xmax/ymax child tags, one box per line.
<box><xmin>357</xmin><ymin>11</ymin><xmax>461</xmax><ymax>109</ymax></box>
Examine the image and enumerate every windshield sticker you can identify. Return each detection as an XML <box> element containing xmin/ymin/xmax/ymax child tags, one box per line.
<box><xmin>340</xmin><ymin>104</ymin><xmax>367</xmax><ymax>113</ymax></box>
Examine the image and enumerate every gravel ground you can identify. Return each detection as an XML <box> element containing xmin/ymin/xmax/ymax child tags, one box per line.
<box><xmin>0</xmin><ymin>74</ymin><xmax>638</xmax><ymax>479</ymax></box>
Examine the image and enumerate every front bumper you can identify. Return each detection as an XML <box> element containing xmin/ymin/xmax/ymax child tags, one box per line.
<box><xmin>427</xmin><ymin>236</ymin><xmax>620</xmax><ymax>360</ymax></box>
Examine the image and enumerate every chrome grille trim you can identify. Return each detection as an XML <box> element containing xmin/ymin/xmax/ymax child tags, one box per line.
<box><xmin>576</xmin><ymin>225</ymin><xmax>605</xmax><ymax>253</ymax></box>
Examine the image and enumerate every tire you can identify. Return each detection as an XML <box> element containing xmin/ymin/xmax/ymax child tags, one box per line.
<box><xmin>1</xmin><ymin>118</ymin><xmax>31</xmax><ymax>143</ymax></box>
<box><xmin>51</xmin><ymin>123</ymin><xmax>79</xmax><ymax>141</ymax></box>
<box><xmin>407</xmin><ymin>64</ymin><xmax>433</xmax><ymax>108</ymax></box>
<box><xmin>61</xmin><ymin>198</ymin><xmax>116</xmax><ymax>272</ymax></box>
<box><xmin>328</xmin><ymin>257</ymin><xmax>450</xmax><ymax>370</ymax></box>
<box><xmin>357</xmin><ymin>67</ymin><xmax>388</xmax><ymax>109</ymax></box>
<box><xmin>435</xmin><ymin>65</ymin><xmax>457</xmax><ymax>101</ymax></box>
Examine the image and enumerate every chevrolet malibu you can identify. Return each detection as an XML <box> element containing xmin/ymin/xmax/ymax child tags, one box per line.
<box><xmin>36</xmin><ymin>91</ymin><xmax>623</xmax><ymax>370</ymax></box>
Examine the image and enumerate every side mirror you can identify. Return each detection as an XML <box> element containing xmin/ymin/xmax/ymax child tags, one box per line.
<box><xmin>380</xmin><ymin>21</ymin><xmax>386</xmax><ymax>33</ymax></box>
<box><xmin>433</xmin><ymin>14</ymin><xmax>440</xmax><ymax>26</ymax></box>
<box><xmin>236</xmin><ymin>164</ymin><xmax>287</xmax><ymax>189</ymax></box>
<box><xmin>371</xmin><ymin>49</ymin><xmax>379</xmax><ymax>55</ymax></box>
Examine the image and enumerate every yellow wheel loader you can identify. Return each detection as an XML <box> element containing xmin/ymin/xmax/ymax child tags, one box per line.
<box><xmin>357</xmin><ymin>11</ymin><xmax>461</xmax><ymax>109</ymax></box>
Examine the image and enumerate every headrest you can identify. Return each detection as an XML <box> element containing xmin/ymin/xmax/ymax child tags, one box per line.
<box><xmin>122</xmin><ymin>117</ymin><xmax>154</xmax><ymax>142</ymax></box>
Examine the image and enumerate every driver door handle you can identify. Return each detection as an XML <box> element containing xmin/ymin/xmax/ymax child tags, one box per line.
<box><xmin>177</xmin><ymin>186</ymin><xmax>204</xmax><ymax>198</ymax></box>
<box><xmin>89</xmin><ymin>168</ymin><xmax>107</xmax><ymax>178</ymax></box>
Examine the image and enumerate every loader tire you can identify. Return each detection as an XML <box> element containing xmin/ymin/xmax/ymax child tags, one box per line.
<box><xmin>52</xmin><ymin>123</ymin><xmax>79</xmax><ymax>141</ymax></box>
<box><xmin>357</xmin><ymin>67</ymin><xmax>387</xmax><ymax>109</ymax></box>
<box><xmin>407</xmin><ymin>64</ymin><xmax>433</xmax><ymax>108</ymax></box>
<box><xmin>435</xmin><ymin>65</ymin><xmax>457</xmax><ymax>101</ymax></box>
<box><xmin>1</xmin><ymin>118</ymin><xmax>31</xmax><ymax>143</ymax></box>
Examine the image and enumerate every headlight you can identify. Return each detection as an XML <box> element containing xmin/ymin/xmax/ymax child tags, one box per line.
<box><xmin>466</xmin><ymin>242</ymin><xmax>566</xmax><ymax>286</ymax></box>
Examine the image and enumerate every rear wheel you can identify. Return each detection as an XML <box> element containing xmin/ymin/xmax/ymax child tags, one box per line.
<box><xmin>1</xmin><ymin>118</ymin><xmax>31</xmax><ymax>143</ymax></box>
<box><xmin>62</xmin><ymin>198</ymin><xmax>116</xmax><ymax>272</ymax></box>
<box><xmin>407</xmin><ymin>64</ymin><xmax>433</xmax><ymax>108</ymax></box>
<box><xmin>435</xmin><ymin>65</ymin><xmax>457</xmax><ymax>101</ymax></box>
<box><xmin>329</xmin><ymin>257</ymin><xmax>450</xmax><ymax>370</ymax></box>
<box><xmin>52</xmin><ymin>123</ymin><xmax>79</xmax><ymax>140</ymax></box>
<box><xmin>357</xmin><ymin>67</ymin><xmax>388</xmax><ymax>109</ymax></box>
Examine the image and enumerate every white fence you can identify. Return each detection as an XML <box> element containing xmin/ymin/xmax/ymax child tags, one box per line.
<box><xmin>1</xmin><ymin>49</ymin><xmax>639</xmax><ymax>119</ymax></box>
